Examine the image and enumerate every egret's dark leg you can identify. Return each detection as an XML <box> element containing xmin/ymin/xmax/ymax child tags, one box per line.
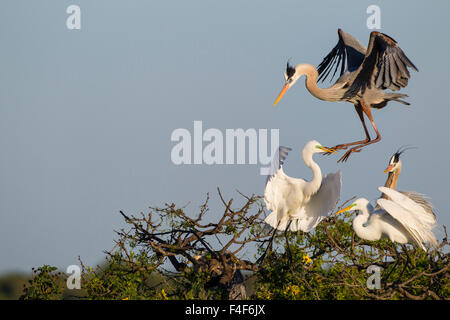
<box><xmin>338</xmin><ymin>102</ymin><xmax>381</xmax><ymax>162</ymax></box>
<box><xmin>284</xmin><ymin>220</ymin><xmax>293</xmax><ymax>263</ymax></box>
<box><xmin>398</xmin><ymin>244</ymin><xmax>413</xmax><ymax>280</ymax></box>
<box><xmin>256</xmin><ymin>223</ymin><xmax>278</xmax><ymax>265</ymax></box>
<box><xmin>326</xmin><ymin>103</ymin><xmax>371</xmax><ymax>156</ymax></box>
<box><xmin>384</xmin><ymin>246</ymin><xmax>400</xmax><ymax>282</ymax></box>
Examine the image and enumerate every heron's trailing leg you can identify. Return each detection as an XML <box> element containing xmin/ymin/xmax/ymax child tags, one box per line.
<box><xmin>338</xmin><ymin>102</ymin><xmax>381</xmax><ymax>162</ymax></box>
<box><xmin>325</xmin><ymin>103</ymin><xmax>371</xmax><ymax>156</ymax></box>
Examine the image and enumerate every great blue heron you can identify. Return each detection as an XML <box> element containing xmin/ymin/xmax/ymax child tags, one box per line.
<box><xmin>264</xmin><ymin>140</ymin><xmax>341</xmax><ymax>232</ymax></box>
<box><xmin>335</xmin><ymin>187</ymin><xmax>438</xmax><ymax>251</ymax></box>
<box><xmin>273</xmin><ymin>29</ymin><xmax>418</xmax><ymax>162</ymax></box>
<box><xmin>381</xmin><ymin>148</ymin><xmax>435</xmax><ymax>217</ymax></box>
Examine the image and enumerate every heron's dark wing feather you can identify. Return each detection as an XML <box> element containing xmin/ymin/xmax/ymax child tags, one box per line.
<box><xmin>265</xmin><ymin>146</ymin><xmax>292</xmax><ymax>187</ymax></box>
<box><xmin>343</xmin><ymin>32</ymin><xmax>418</xmax><ymax>99</ymax></box>
<box><xmin>317</xmin><ymin>29</ymin><xmax>366</xmax><ymax>83</ymax></box>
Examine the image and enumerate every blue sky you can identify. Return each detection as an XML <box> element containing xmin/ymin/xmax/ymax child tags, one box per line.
<box><xmin>1</xmin><ymin>0</ymin><xmax>449</xmax><ymax>273</ymax></box>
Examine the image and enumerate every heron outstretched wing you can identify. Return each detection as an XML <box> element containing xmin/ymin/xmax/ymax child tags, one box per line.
<box><xmin>317</xmin><ymin>29</ymin><xmax>366</xmax><ymax>83</ymax></box>
<box><xmin>290</xmin><ymin>170</ymin><xmax>342</xmax><ymax>232</ymax></box>
<box><xmin>377</xmin><ymin>187</ymin><xmax>437</xmax><ymax>250</ymax></box>
<box><xmin>343</xmin><ymin>31</ymin><xmax>418</xmax><ymax>99</ymax></box>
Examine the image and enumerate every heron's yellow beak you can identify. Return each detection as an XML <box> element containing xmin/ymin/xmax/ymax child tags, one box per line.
<box><xmin>335</xmin><ymin>203</ymin><xmax>357</xmax><ymax>215</ymax></box>
<box><xmin>273</xmin><ymin>83</ymin><xmax>290</xmax><ymax>106</ymax></box>
<box><xmin>317</xmin><ymin>146</ymin><xmax>337</xmax><ymax>153</ymax></box>
<box><xmin>383</xmin><ymin>165</ymin><xmax>394</xmax><ymax>174</ymax></box>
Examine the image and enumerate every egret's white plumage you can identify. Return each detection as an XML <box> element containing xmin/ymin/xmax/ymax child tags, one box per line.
<box><xmin>264</xmin><ymin>140</ymin><xmax>341</xmax><ymax>232</ymax></box>
<box><xmin>377</xmin><ymin>187</ymin><xmax>438</xmax><ymax>249</ymax></box>
<box><xmin>336</xmin><ymin>188</ymin><xmax>438</xmax><ymax>250</ymax></box>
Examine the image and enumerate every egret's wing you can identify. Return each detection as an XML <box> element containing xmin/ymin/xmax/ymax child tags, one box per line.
<box><xmin>265</xmin><ymin>146</ymin><xmax>292</xmax><ymax>187</ymax></box>
<box><xmin>294</xmin><ymin>170</ymin><xmax>342</xmax><ymax>232</ymax></box>
<box><xmin>343</xmin><ymin>32</ymin><xmax>418</xmax><ymax>99</ymax></box>
<box><xmin>377</xmin><ymin>187</ymin><xmax>438</xmax><ymax>249</ymax></box>
<box><xmin>378</xmin><ymin>187</ymin><xmax>436</xmax><ymax>228</ymax></box>
<box><xmin>264</xmin><ymin>146</ymin><xmax>291</xmax><ymax>211</ymax></box>
<box><xmin>400</xmin><ymin>191</ymin><xmax>435</xmax><ymax>218</ymax></box>
<box><xmin>264</xmin><ymin>147</ymin><xmax>309</xmax><ymax>231</ymax></box>
<box><xmin>265</xmin><ymin>211</ymin><xmax>285</xmax><ymax>230</ymax></box>
<box><xmin>317</xmin><ymin>29</ymin><xmax>366</xmax><ymax>83</ymax></box>
<box><xmin>377</xmin><ymin>199</ymin><xmax>426</xmax><ymax>250</ymax></box>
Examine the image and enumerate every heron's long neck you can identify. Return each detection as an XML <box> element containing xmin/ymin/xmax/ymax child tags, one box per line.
<box><xmin>381</xmin><ymin>168</ymin><xmax>401</xmax><ymax>200</ymax></box>
<box><xmin>302</xmin><ymin>151</ymin><xmax>322</xmax><ymax>196</ymax></box>
<box><xmin>353</xmin><ymin>211</ymin><xmax>381</xmax><ymax>241</ymax></box>
<box><xmin>301</xmin><ymin>64</ymin><xmax>341</xmax><ymax>102</ymax></box>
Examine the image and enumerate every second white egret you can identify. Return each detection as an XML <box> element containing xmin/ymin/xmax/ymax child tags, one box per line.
<box><xmin>335</xmin><ymin>187</ymin><xmax>438</xmax><ymax>250</ymax></box>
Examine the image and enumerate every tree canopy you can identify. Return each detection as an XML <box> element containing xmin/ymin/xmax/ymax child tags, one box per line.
<box><xmin>20</xmin><ymin>189</ymin><xmax>449</xmax><ymax>300</ymax></box>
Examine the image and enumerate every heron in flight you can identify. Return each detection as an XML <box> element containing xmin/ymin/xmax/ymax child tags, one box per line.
<box><xmin>264</xmin><ymin>140</ymin><xmax>341</xmax><ymax>232</ymax></box>
<box><xmin>273</xmin><ymin>29</ymin><xmax>418</xmax><ymax>162</ymax></box>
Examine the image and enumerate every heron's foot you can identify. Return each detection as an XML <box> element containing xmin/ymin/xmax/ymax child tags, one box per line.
<box><xmin>324</xmin><ymin>139</ymin><xmax>373</xmax><ymax>156</ymax></box>
<box><xmin>337</xmin><ymin>146</ymin><xmax>363</xmax><ymax>163</ymax></box>
<box><xmin>331</xmin><ymin>143</ymin><xmax>348</xmax><ymax>150</ymax></box>
<box><xmin>322</xmin><ymin>144</ymin><xmax>347</xmax><ymax>156</ymax></box>
<box><xmin>331</xmin><ymin>144</ymin><xmax>349</xmax><ymax>151</ymax></box>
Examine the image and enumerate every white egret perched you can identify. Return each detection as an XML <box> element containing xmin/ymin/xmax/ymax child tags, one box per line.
<box><xmin>264</xmin><ymin>140</ymin><xmax>342</xmax><ymax>232</ymax></box>
<box><xmin>335</xmin><ymin>187</ymin><xmax>438</xmax><ymax>250</ymax></box>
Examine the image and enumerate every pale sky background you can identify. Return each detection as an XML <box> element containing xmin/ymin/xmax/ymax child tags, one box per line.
<box><xmin>1</xmin><ymin>1</ymin><xmax>449</xmax><ymax>273</ymax></box>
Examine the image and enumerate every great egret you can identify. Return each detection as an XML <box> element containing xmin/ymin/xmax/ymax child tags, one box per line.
<box><xmin>381</xmin><ymin>148</ymin><xmax>435</xmax><ymax>217</ymax></box>
<box><xmin>264</xmin><ymin>140</ymin><xmax>342</xmax><ymax>232</ymax></box>
<box><xmin>335</xmin><ymin>187</ymin><xmax>438</xmax><ymax>250</ymax></box>
<box><xmin>273</xmin><ymin>29</ymin><xmax>418</xmax><ymax>162</ymax></box>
